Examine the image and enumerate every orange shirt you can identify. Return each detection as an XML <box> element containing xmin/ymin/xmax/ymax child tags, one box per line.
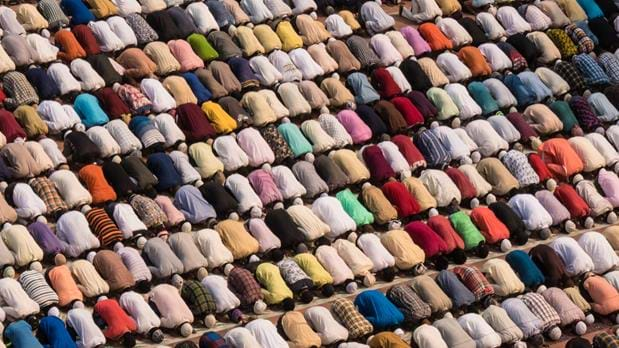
<box><xmin>55</xmin><ymin>30</ymin><xmax>86</xmax><ymax>62</ymax></box>
<box><xmin>418</xmin><ymin>23</ymin><xmax>453</xmax><ymax>52</ymax></box>
<box><xmin>48</xmin><ymin>265</ymin><xmax>84</xmax><ymax>307</ymax></box>
<box><xmin>79</xmin><ymin>164</ymin><xmax>117</xmax><ymax>205</ymax></box>
<box><xmin>538</xmin><ymin>138</ymin><xmax>584</xmax><ymax>179</ymax></box>
<box><xmin>458</xmin><ymin>46</ymin><xmax>492</xmax><ymax>77</ymax></box>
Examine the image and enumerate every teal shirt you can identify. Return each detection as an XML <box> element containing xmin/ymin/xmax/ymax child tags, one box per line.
<box><xmin>277</xmin><ymin>122</ymin><xmax>313</xmax><ymax>157</ymax></box>
<box><xmin>336</xmin><ymin>188</ymin><xmax>375</xmax><ymax>226</ymax></box>
<box><xmin>468</xmin><ymin>81</ymin><xmax>499</xmax><ymax>115</ymax></box>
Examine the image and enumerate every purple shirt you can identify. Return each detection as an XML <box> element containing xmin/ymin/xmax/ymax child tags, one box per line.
<box><xmin>400</xmin><ymin>26</ymin><xmax>431</xmax><ymax>56</ymax></box>
<box><xmin>28</xmin><ymin>221</ymin><xmax>63</xmax><ymax>256</ymax></box>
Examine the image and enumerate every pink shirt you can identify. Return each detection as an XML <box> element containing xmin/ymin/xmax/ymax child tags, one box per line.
<box><xmin>167</xmin><ymin>40</ymin><xmax>204</xmax><ymax>72</ymax></box>
<box><xmin>336</xmin><ymin>110</ymin><xmax>372</xmax><ymax>144</ymax></box>
<box><xmin>154</xmin><ymin>195</ymin><xmax>185</xmax><ymax>226</ymax></box>
<box><xmin>400</xmin><ymin>26</ymin><xmax>431</xmax><ymax>56</ymax></box>
<box><xmin>247</xmin><ymin>169</ymin><xmax>283</xmax><ymax>206</ymax></box>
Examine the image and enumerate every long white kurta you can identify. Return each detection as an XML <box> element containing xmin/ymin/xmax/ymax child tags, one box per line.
<box><xmin>201</xmin><ymin>275</ymin><xmax>241</xmax><ymax>314</ymax></box>
<box><xmin>193</xmin><ymin>229</ymin><xmax>234</xmax><ymax>269</ymax></box>
<box><xmin>119</xmin><ymin>291</ymin><xmax>161</xmax><ymax>335</ymax></box>
<box><xmin>578</xmin><ymin>232</ymin><xmax>619</xmax><ymax>274</ymax></box>
<box><xmin>0</xmin><ymin>278</ymin><xmax>39</xmax><ymax>320</ymax></box>
<box><xmin>551</xmin><ymin>237</ymin><xmax>595</xmax><ymax>276</ymax></box>
<box><xmin>508</xmin><ymin>194</ymin><xmax>553</xmax><ymax>231</ymax></box>
<box><xmin>311</xmin><ymin>195</ymin><xmax>356</xmax><ymax>239</ymax></box>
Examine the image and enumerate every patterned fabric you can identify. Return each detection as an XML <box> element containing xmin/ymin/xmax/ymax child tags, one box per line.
<box><xmin>565</xmin><ymin>24</ymin><xmax>594</xmax><ymax>53</ymax></box>
<box><xmin>553</xmin><ymin>60</ymin><xmax>587</xmax><ymax>91</ymax></box>
<box><xmin>85</xmin><ymin>207</ymin><xmax>123</xmax><ymax>248</ymax></box>
<box><xmin>387</xmin><ymin>283</ymin><xmax>431</xmax><ymax>323</ymax></box>
<box><xmin>37</xmin><ymin>0</ymin><xmax>69</xmax><ymax>28</ymax></box>
<box><xmin>497</xmin><ymin>42</ymin><xmax>528</xmax><ymax>71</ymax></box>
<box><xmin>227</xmin><ymin>266</ymin><xmax>263</xmax><ymax>308</ymax></box>
<box><xmin>598</xmin><ymin>52</ymin><xmax>619</xmax><ymax>84</ymax></box>
<box><xmin>501</xmin><ymin>150</ymin><xmax>540</xmax><ymax>187</ymax></box>
<box><xmin>569</xmin><ymin>95</ymin><xmax>601</xmax><ymax>131</ymax></box>
<box><xmin>3</xmin><ymin>72</ymin><xmax>39</xmax><ymax>110</ymax></box>
<box><xmin>572</xmin><ymin>53</ymin><xmax>610</xmax><ymax>86</ymax></box>
<box><xmin>260</xmin><ymin>124</ymin><xmax>293</xmax><ymax>163</ymax></box>
<box><xmin>520</xmin><ymin>292</ymin><xmax>561</xmax><ymax>331</ymax></box>
<box><xmin>331</xmin><ymin>298</ymin><xmax>374</xmax><ymax>339</ymax></box>
<box><xmin>181</xmin><ymin>280</ymin><xmax>217</xmax><ymax>316</ymax></box>
<box><xmin>129</xmin><ymin>194</ymin><xmax>168</xmax><ymax>228</ymax></box>
<box><xmin>277</xmin><ymin>258</ymin><xmax>312</xmax><ymax>292</ymax></box>
<box><xmin>18</xmin><ymin>270</ymin><xmax>59</xmax><ymax>308</ymax></box>
<box><xmin>30</xmin><ymin>177</ymin><xmax>68</xmax><ymax>216</ymax></box>
<box><xmin>546</xmin><ymin>29</ymin><xmax>577</xmax><ymax>58</ymax></box>
<box><xmin>593</xmin><ymin>333</ymin><xmax>619</xmax><ymax>348</ymax></box>
<box><xmin>453</xmin><ymin>266</ymin><xmax>495</xmax><ymax>300</ymax></box>
<box><xmin>125</xmin><ymin>13</ymin><xmax>158</xmax><ymax>45</ymax></box>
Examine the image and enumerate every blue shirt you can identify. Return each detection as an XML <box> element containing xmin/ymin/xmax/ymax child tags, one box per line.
<box><xmin>506</xmin><ymin>250</ymin><xmax>545</xmax><ymax>288</ymax></box>
<box><xmin>147</xmin><ymin>152</ymin><xmax>182</xmax><ymax>192</ymax></box>
<box><xmin>25</xmin><ymin>67</ymin><xmax>59</xmax><ymax>101</ymax></box>
<box><xmin>572</xmin><ymin>53</ymin><xmax>610</xmax><ymax>86</ymax></box>
<box><xmin>503</xmin><ymin>73</ymin><xmax>536</xmax><ymax>108</ymax></box>
<box><xmin>5</xmin><ymin>321</ymin><xmax>44</xmax><ymax>348</ymax></box>
<box><xmin>181</xmin><ymin>72</ymin><xmax>212</xmax><ymax>104</ymax></box>
<box><xmin>354</xmin><ymin>290</ymin><xmax>404</xmax><ymax>330</ymax></box>
<box><xmin>436</xmin><ymin>270</ymin><xmax>476</xmax><ymax>308</ymax></box>
<box><xmin>347</xmin><ymin>72</ymin><xmax>380</xmax><ymax>104</ymax></box>
<box><xmin>60</xmin><ymin>0</ymin><xmax>95</xmax><ymax>25</ymax></box>
<box><xmin>38</xmin><ymin>316</ymin><xmax>77</xmax><ymax>348</ymax></box>
<box><xmin>73</xmin><ymin>93</ymin><xmax>109</xmax><ymax>128</ymax></box>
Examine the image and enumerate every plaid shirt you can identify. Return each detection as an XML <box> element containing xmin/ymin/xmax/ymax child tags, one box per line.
<box><xmin>521</xmin><ymin>293</ymin><xmax>561</xmax><ymax>331</ymax></box>
<box><xmin>129</xmin><ymin>194</ymin><xmax>168</xmax><ymax>228</ymax></box>
<box><xmin>2</xmin><ymin>72</ymin><xmax>39</xmax><ymax>110</ymax></box>
<box><xmin>572</xmin><ymin>53</ymin><xmax>610</xmax><ymax>86</ymax></box>
<box><xmin>181</xmin><ymin>280</ymin><xmax>217</xmax><ymax>316</ymax></box>
<box><xmin>387</xmin><ymin>284</ymin><xmax>431</xmax><ymax>323</ymax></box>
<box><xmin>546</xmin><ymin>29</ymin><xmax>577</xmax><ymax>59</ymax></box>
<box><xmin>565</xmin><ymin>24</ymin><xmax>594</xmax><ymax>54</ymax></box>
<box><xmin>599</xmin><ymin>52</ymin><xmax>619</xmax><ymax>85</ymax></box>
<box><xmin>554</xmin><ymin>60</ymin><xmax>587</xmax><ymax>91</ymax></box>
<box><xmin>569</xmin><ymin>95</ymin><xmax>601</xmax><ymax>131</ymax></box>
<box><xmin>594</xmin><ymin>333</ymin><xmax>619</xmax><ymax>348</ymax></box>
<box><xmin>497</xmin><ymin>42</ymin><xmax>528</xmax><ymax>71</ymax></box>
<box><xmin>227</xmin><ymin>266</ymin><xmax>263</xmax><ymax>308</ymax></box>
<box><xmin>453</xmin><ymin>266</ymin><xmax>495</xmax><ymax>300</ymax></box>
<box><xmin>30</xmin><ymin>177</ymin><xmax>68</xmax><ymax>216</ymax></box>
<box><xmin>331</xmin><ymin>298</ymin><xmax>373</xmax><ymax>339</ymax></box>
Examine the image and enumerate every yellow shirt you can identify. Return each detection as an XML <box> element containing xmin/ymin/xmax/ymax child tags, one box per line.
<box><xmin>276</xmin><ymin>21</ymin><xmax>303</xmax><ymax>52</ymax></box>
<box><xmin>256</xmin><ymin>263</ymin><xmax>293</xmax><ymax>305</ymax></box>
<box><xmin>293</xmin><ymin>253</ymin><xmax>333</xmax><ymax>287</ymax></box>
<box><xmin>201</xmin><ymin>101</ymin><xmax>237</xmax><ymax>134</ymax></box>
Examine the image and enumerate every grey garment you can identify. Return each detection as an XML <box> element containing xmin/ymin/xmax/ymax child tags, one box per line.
<box><xmin>208</xmin><ymin>31</ymin><xmax>243</xmax><ymax>60</ymax></box>
<box><xmin>125</xmin><ymin>13</ymin><xmax>158</xmax><ymax>45</ymax></box>
<box><xmin>195</xmin><ymin>68</ymin><xmax>228</xmax><ymax>99</ymax></box>
<box><xmin>167</xmin><ymin>231</ymin><xmax>209</xmax><ymax>273</ymax></box>
<box><xmin>2</xmin><ymin>34</ymin><xmax>33</xmax><ymax>67</ymax></box>
<box><xmin>347</xmin><ymin>72</ymin><xmax>380</xmax><ymax>104</ymax></box>
<box><xmin>37</xmin><ymin>0</ymin><xmax>69</xmax><ymax>29</ymax></box>
<box><xmin>482</xmin><ymin>305</ymin><xmax>524</xmax><ymax>345</ymax></box>
<box><xmin>313</xmin><ymin>154</ymin><xmax>349</xmax><ymax>192</ymax></box>
<box><xmin>433</xmin><ymin>317</ymin><xmax>477</xmax><ymax>348</ymax></box>
<box><xmin>500</xmin><ymin>298</ymin><xmax>543</xmax><ymax>339</ymax></box>
<box><xmin>277</xmin><ymin>258</ymin><xmax>313</xmax><ymax>292</ymax></box>
<box><xmin>218</xmin><ymin>96</ymin><xmax>249</xmax><ymax>121</ymax></box>
<box><xmin>143</xmin><ymin>237</ymin><xmax>184</xmax><ymax>278</ymax></box>
<box><xmin>436</xmin><ymin>270</ymin><xmax>476</xmax><ymax>308</ymax></box>
<box><xmin>174</xmin><ymin>185</ymin><xmax>217</xmax><ymax>224</ymax></box>
<box><xmin>291</xmin><ymin>160</ymin><xmax>328</xmax><ymax>198</ymax></box>
<box><xmin>346</xmin><ymin>35</ymin><xmax>380</xmax><ymax>68</ymax></box>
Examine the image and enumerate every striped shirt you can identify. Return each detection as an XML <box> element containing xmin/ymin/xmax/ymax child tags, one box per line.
<box><xmin>116</xmin><ymin>245</ymin><xmax>152</xmax><ymax>282</ymax></box>
<box><xmin>18</xmin><ymin>270</ymin><xmax>59</xmax><ymax>308</ymax></box>
<box><xmin>85</xmin><ymin>208</ymin><xmax>123</xmax><ymax>248</ymax></box>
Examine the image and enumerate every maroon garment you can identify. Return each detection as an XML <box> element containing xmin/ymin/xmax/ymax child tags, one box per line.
<box><xmin>363</xmin><ymin>145</ymin><xmax>395</xmax><ymax>182</ymax></box>
<box><xmin>391</xmin><ymin>134</ymin><xmax>425</xmax><ymax>168</ymax></box>
<box><xmin>0</xmin><ymin>109</ymin><xmax>26</xmax><ymax>142</ymax></box>
<box><xmin>427</xmin><ymin>214</ymin><xmax>466</xmax><ymax>252</ymax></box>
<box><xmin>445</xmin><ymin>167</ymin><xmax>476</xmax><ymax>200</ymax></box>
<box><xmin>372</xmin><ymin>67</ymin><xmax>402</xmax><ymax>99</ymax></box>
<box><xmin>94</xmin><ymin>87</ymin><xmax>131</xmax><ymax>120</ymax></box>
<box><xmin>381</xmin><ymin>179</ymin><xmax>420</xmax><ymax>217</ymax></box>
<box><xmin>404</xmin><ymin>220</ymin><xmax>448</xmax><ymax>257</ymax></box>
<box><xmin>554</xmin><ymin>183</ymin><xmax>590</xmax><ymax>218</ymax></box>
<box><xmin>71</xmin><ymin>24</ymin><xmax>102</xmax><ymax>56</ymax></box>
<box><xmin>406</xmin><ymin>91</ymin><xmax>437</xmax><ymax>119</ymax></box>
<box><xmin>506</xmin><ymin>112</ymin><xmax>538</xmax><ymax>141</ymax></box>
<box><xmin>374</xmin><ymin>100</ymin><xmax>407</xmax><ymax>134</ymax></box>
<box><xmin>390</xmin><ymin>96</ymin><xmax>424</xmax><ymax>126</ymax></box>
<box><xmin>528</xmin><ymin>153</ymin><xmax>554</xmax><ymax>182</ymax></box>
<box><xmin>175</xmin><ymin>103</ymin><xmax>216</xmax><ymax>143</ymax></box>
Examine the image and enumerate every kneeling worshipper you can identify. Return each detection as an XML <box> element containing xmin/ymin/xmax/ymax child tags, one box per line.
<box><xmin>453</xmin><ymin>265</ymin><xmax>495</xmax><ymax>306</ymax></box>
<box><xmin>312</xmin><ymin>194</ymin><xmax>357</xmax><ymax>240</ymax></box>
<box><xmin>331</xmin><ymin>297</ymin><xmax>374</xmax><ymax>339</ymax></box>
<box><xmin>505</xmin><ymin>250</ymin><xmax>545</xmax><ymax>291</ymax></box>
<box><xmin>581</xmin><ymin>274</ymin><xmax>619</xmax><ymax>323</ymax></box>
<box><xmin>147</xmin><ymin>284</ymin><xmax>194</xmax><ymax>337</ymax></box>
<box><xmin>278</xmin><ymin>311</ymin><xmax>322</xmax><ymax>348</ymax></box>
<box><xmin>277</xmin><ymin>256</ymin><xmax>316</xmax><ymax>304</ymax></box>
<box><xmin>303</xmin><ymin>306</ymin><xmax>349</xmax><ymax>346</ymax></box>
<box><xmin>293</xmin><ymin>251</ymin><xmax>336</xmax><ymax>298</ymax></box>
<box><xmin>245</xmin><ymin>319</ymin><xmax>288</xmax><ymax>348</ymax></box>
<box><xmin>470</xmin><ymin>204</ymin><xmax>513</xmax><ymax>252</ymax></box>
<box><xmin>254</xmin><ymin>261</ymin><xmax>296</xmax><ymax>311</ymax></box>
<box><xmin>167</xmin><ymin>230</ymin><xmax>209</xmax><ymax>277</ymax></box>
<box><xmin>432</xmin><ymin>313</ymin><xmax>476</xmax><ymax>348</ymax></box>
<box><xmin>224</xmin><ymin>263</ymin><xmax>267</xmax><ymax>315</ymax></box>
<box><xmin>488</xmin><ymin>200</ymin><xmax>528</xmax><ymax>245</ymax></box>
<box><xmin>137</xmin><ymin>236</ymin><xmax>185</xmax><ymax>279</ymax></box>
<box><xmin>315</xmin><ymin>244</ymin><xmax>358</xmax><ymax>294</ymax></box>
<box><xmin>387</xmin><ymin>283</ymin><xmax>432</xmax><ymax>325</ymax></box>
<box><xmin>578</xmin><ymin>231</ymin><xmax>619</xmax><ymax>274</ymax></box>
<box><xmin>92</xmin><ymin>296</ymin><xmax>138</xmax><ymax>347</ymax></box>
<box><xmin>481</xmin><ymin>305</ymin><xmax>525</xmax><ymax>346</ymax></box>
<box><xmin>436</xmin><ymin>269</ymin><xmax>476</xmax><ymax>309</ymax></box>
<box><xmin>66</xmin><ymin>304</ymin><xmax>106</xmax><ymax>348</ymax></box>
<box><xmin>354</xmin><ymin>232</ymin><xmax>398</xmax><ymax>282</ymax></box>
<box><xmin>521</xmin><ymin>292</ymin><xmax>563</xmax><ymax>341</ymax></box>
<box><xmin>448</xmin><ymin>210</ymin><xmax>490</xmax><ymax>258</ymax></box>
<box><xmin>354</xmin><ymin>290</ymin><xmax>404</xmax><ymax>331</ymax></box>
<box><xmin>572</xmin><ymin>175</ymin><xmax>617</xmax><ymax>224</ymax></box>
<box><xmin>0</xmin><ymin>276</ymin><xmax>39</xmax><ymax>322</ymax></box>
<box><xmin>508</xmin><ymin>194</ymin><xmax>553</xmax><ymax>239</ymax></box>
<box><xmin>119</xmin><ymin>291</ymin><xmax>164</xmax><ymax>343</ymax></box>
<box><xmin>404</xmin><ymin>221</ymin><xmax>449</xmax><ymax>270</ymax></box>
<box><xmin>0</xmin><ymin>223</ymin><xmax>44</xmax><ymax>271</ymax></box>
<box><xmin>88</xmin><ymin>249</ymin><xmax>135</xmax><ymax>293</ymax></box>
<box><xmin>541</xmin><ymin>287</ymin><xmax>589</xmax><ymax>336</ymax></box>
<box><xmin>199</xmin><ymin>273</ymin><xmax>244</xmax><ymax>323</ymax></box>
<box><xmin>501</xmin><ymin>297</ymin><xmax>546</xmax><ymax>346</ymax></box>
<box><xmin>55</xmin><ymin>210</ymin><xmax>100</xmax><ymax>258</ymax></box>
<box><xmin>551</xmin><ymin>237</ymin><xmax>594</xmax><ymax>276</ymax></box>
<box><xmin>457</xmin><ymin>313</ymin><xmax>503</xmax><ymax>348</ymax></box>
<box><xmin>476</xmin><ymin>157</ymin><xmax>520</xmax><ymax>197</ymax></box>
<box><xmin>553</xmin><ymin>182</ymin><xmax>595</xmax><ymax>228</ymax></box>
<box><xmin>36</xmin><ymin>314</ymin><xmax>76</xmax><ymax>348</ymax></box>
<box><xmin>410</xmin><ymin>274</ymin><xmax>453</xmax><ymax>314</ymax></box>
<box><xmin>536</xmin><ymin>137</ymin><xmax>584</xmax><ymax>180</ymax></box>
<box><xmin>535</xmin><ymin>188</ymin><xmax>577</xmax><ymax>233</ymax></box>
<box><xmin>413</xmin><ymin>324</ymin><xmax>449</xmax><ymax>348</ymax></box>
<box><xmin>333</xmin><ymin>238</ymin><xmax>377</xmax><ymax>287</ymax></box>
<box><xmin>481</xmin><ymin>258</ymin><xmax>525</xmax><ymax>297</ymax></box>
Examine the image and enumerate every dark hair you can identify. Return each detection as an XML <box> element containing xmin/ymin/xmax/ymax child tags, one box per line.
<box><xmin>450</xmin><ymin>249</ymin><xmax>467</xmax><ymax>265</ymax></box>
<box><xmin>282</xmin><ymin>297</ymin><xmax>296</xmax><ymax>311</ymax></box>
<box><xmin>321</xmin><ymin>284</ymin><xmax>335</xmax><ymax>297</ymax></box>
<box><xmin>434</xmin><ymin>255</ymin><xmax>449</xmax><ymax>270</ymax></box>
<box><xmin>300</xmin><ymin>290</ymin><xmax>314</xmax><ymax>304</ymax></box>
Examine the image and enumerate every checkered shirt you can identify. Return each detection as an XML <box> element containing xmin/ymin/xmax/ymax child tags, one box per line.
<box><xmin>453</xmin><ymin>266</ymin><xmax>495</xmax><ymax>301</ymax></box>
<box><xmin>181</xmin><ymin>280</ymin><xmax>217</xmax><ymax>316</ymax></box>
<box><xmin>572</xmin><ymin>53</ymin><xmax>610</xmax><ymax>86</ymax></box>
<box><xmin>30</xmin><ymin>177</ymin><xmax>68</xmax><ymax>215</ymax></box>
<box><xmin>227</xmin><ymin>266</ymin><xmax>263</xmax><ymax>308</ymax></box>
<box><xmin>599</xmin><ymin>52</ymin><xmax>619</xmax><ymax>85</ymax></box>
<box><xmin>387</xmin><ymin>283</ymin><xmax>431</xmax><ymax>322</ymax></box>
<box><xmin>521</xmin><ymin>292</ymin><xmax>562</xmax><ymax>331</ymax></box>
<box><xmin>565</xmin><ymin>24</ymin><xmax>594</xmax><ymax>54</ymax></box>
<box><xmin>331</xmin><ymin>298</ymin><xmax>374</xmax><ymax>339</ymax></box>
<box><xmin>569</xmin><ymin>95</ymin><xmax>601</xmax><ymax>131</ymax></box>
<box><xmin>594</xmin><ymin>333</ymin><xmax>619</xmax><ymax>348</ymax></box>
<box><xmin>553</xmin><ymin>60</ymin><xmax>587</xmax><ymax>91</ymax></box>
<box><xmin>2</xmin><ymin>72</ymin><xmax>39</xmax><ymax>110</ymax></box>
